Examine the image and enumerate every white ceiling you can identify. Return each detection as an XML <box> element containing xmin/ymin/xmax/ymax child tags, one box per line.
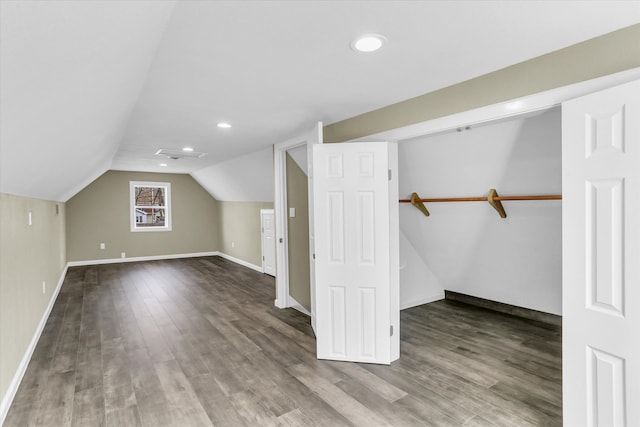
<box><xmin>1</xmin><ymin>1</ymin><xmax>639</xmax><ymax>201</ymax></box>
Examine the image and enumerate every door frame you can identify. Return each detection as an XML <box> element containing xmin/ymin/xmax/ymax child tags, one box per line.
<box><xmin>260</xmin><ymin>208</ymin><xmax>275</xmax><ymax>276</ymax></box>
<box><xmin>273</xmin><ymin>122</ymin><xmax>323</xmax><ymax>311</ymax></box>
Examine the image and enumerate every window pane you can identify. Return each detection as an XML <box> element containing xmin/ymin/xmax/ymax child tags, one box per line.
<box><xmin>130</xmin><ymin>181</ymin><xmax>171</xmax><ymax>232</ymax></box>
<box><xmin>134</xmin><ymin>207</ymin><xmax>166</xmax><ymax>227</ymax></box>
<box><xmin>135</xmin><ymin>186</ymin><xmax>166</xmax><ymax>207</ymax></box>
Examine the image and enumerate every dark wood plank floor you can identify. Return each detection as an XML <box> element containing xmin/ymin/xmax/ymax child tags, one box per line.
<box><xmin>4</xmin><ymin>257</ymin><xmax>561</xmax><ymax>426</ymax></box>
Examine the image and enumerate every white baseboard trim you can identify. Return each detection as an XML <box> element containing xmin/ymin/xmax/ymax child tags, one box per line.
<box><xmin>215</xmin><ymin>252</ymin><xmax>263</xmax><ymax>273</ymax></box>
<box><xmin>0</xmin><ymin>264</ymin><xmax>68</xmax><ymax>426</ymax></box>
<box><xmin>67</xmin><ymin>251</ymin><xmax>219</xmax><ymax>267</ymax></box>
<box><xmin>400</xmin><ymin>291</ymin><xmax>445</xmax><ymax>310</ymax></box>
<box><xmin>288</xmin><ymin>296</ymin><xmax>311</xmax><ymax>316</ymax></box>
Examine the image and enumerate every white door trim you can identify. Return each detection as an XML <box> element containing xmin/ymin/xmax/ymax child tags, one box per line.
<box><xmin>348</xmin><ymin>68</ymin><xmax>640</xmax><ymax>144</ymax></box>
<box><xmin>273</xmin><ymin>122</ymin><xmax>323</xmax><ymax>309</ymax></box>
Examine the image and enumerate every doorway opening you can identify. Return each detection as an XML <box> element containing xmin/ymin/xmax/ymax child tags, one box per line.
<box><xmin>260</xmin><ymin>209</ymin><xmax>276</xmax><ymax>277</ymax></box>
<box><xmin>395</xmin><ymin>107</ymin><xmax>562</xmax><ymax>317</ymax></box>
<box><xmin>273</xmin><ymin>122</ymin><xmax>321</xmax><ymax>331</ymax></box>
<box><xmin>284</xmin><ymin>145</ymin><xmax>311</xmax><ymax>314</ymax></box>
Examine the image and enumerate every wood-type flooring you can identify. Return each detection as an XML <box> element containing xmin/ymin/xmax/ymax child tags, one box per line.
<box><xmin>4</xmin><ymin>257</ymin><xmax>562</xmax><ymax>426</ymax></box>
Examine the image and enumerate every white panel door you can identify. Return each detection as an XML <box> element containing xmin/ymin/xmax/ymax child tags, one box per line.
<box><xmin>313</xmin><ymin>141</ymin><xmax>399</xmax><ymax>364</ymax></box>
<box><xmin>261</xmin><ymin>210</ymin><xmax>276</xmax><ymax>276</ymax></box>
<box><xmin>562</xmin><ymin>79</ymin><xmax>640</xmax><ymax>426</ymax></box>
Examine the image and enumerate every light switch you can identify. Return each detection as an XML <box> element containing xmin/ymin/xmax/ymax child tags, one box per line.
<box><xmin>289</xmin><ymin>207</ymin><xmax>296</xmax><ymax>218</ymax></box>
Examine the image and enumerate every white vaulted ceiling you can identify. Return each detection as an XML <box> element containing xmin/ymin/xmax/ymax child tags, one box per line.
<box><xmin>1</xmin><ymin>1</ymin><xmax>639</xmax><ymax>201</ymax></box>
<box><xmin>0</xmin><ymin>1</ymin><xmax>176</xmax><ymax>201</ymax></box>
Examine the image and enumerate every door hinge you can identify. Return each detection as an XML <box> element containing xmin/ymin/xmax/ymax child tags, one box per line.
<box><xmin>312</xmin><ymin>253</ymin><xmax>315</xmax><ymax>260</ymax></box>
<box><xmin>388</xmin><ymin>169</ymin><xmax>392</xmax><ymax>181</ymax></box>
<box><xmin>390</xmin><ymin>325</ymin><xmax>394</xmax><ymax>336</ymax></box>
<box><xmin>262</xmin><ymin>256</ymin><xmax>265</xmax><ymax>260</ymax></box>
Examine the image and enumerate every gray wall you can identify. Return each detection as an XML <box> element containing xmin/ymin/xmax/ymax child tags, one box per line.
<box><xmin>66</xmin><ymin>171</ymin><xmax>219</xmax><ymax>261</ymax></box>
<box><xmin>0</xmin><ymin>193</ymin><xmax>66</xmax><ymax>406</ymax></box>
<box><xmin>286</xmin><ymin>153</ymin><xmax>310</xmax><ymax>310</ymax></box>
<box><xmin>217</xmin><ymin>201</ymin><xmax>273</xmax><ymax>267</ymax></box>
<box><xmin>324</xmin><ymin>24</ymin><xmax>640</xmax><ymax>143</ymax></box>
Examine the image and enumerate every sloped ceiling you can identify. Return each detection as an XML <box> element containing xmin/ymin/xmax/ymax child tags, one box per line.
<box><xmin>1</xmin><ymin>1</ymin><xmax>639</xmax><ymax>201</ymax></box>
<box><xmin>191</xmin><ymin>147</ymin><xmax>273</xmax><ymax>202</ymax></box>
<box><xmin>0</xmin><ymin>1</ymin><xmax>176</xmax><ymax>201</ymax></box>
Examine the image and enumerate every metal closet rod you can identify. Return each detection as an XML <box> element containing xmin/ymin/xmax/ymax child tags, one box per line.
<box><xmin>399</xmin><ymin>189</ymin><xmax>562</xmax><ymax>219</ymax></box>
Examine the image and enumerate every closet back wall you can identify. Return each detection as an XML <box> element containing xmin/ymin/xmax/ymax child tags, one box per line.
<box><xmin>398</xmin><ymin>108</ymin><xmax>562</xmax><ymax>315</ymax></box>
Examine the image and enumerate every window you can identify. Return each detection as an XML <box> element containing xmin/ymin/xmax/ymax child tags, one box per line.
<box><xmin>130</xmin><ymin>181</ymin><xmax>171</xmax><ymax>232</ymax></box>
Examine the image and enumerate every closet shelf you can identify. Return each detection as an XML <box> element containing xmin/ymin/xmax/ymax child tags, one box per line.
<box><xmin>399</xmin><ymin>189</ymin><xmax>562</xmax><ymax>219</ymax></box>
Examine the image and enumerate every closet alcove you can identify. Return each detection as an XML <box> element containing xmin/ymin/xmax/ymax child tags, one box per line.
<box><xmin>397</xmin><ymin>107</ymin><xmax>562</xmax><ymax>317</ymax></box>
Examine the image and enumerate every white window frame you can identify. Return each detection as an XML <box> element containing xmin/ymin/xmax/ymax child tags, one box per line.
<box><xmin>129</xmin><ymin>181</ymin><xmax>172</xmax><ymax>232</ymax></box>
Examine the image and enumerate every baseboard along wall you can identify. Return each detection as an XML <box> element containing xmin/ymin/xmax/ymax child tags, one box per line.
<box><xmin>444</xmin><ymin>290</ymin><xmax>562</xmax><ymax>326</ymax></box>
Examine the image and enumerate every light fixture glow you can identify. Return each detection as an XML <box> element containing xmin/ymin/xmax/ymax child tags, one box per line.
<box><xmin>506</xmin><ymin>101</ymin><xmax>523</xmax><ymax>110</ymax></box>
<box><xmin>182</xmin><ymin>147</ymin><xmax>194</xmax><ymax>152</ymax></box>
<box><xmin>217</xmin><ymin>122</ymin><xmax>232</xmax><ymax>129</ymax></box>
<box><xmin>159</xmin><ymin>163</ymin><xmax>168</xmax><ymax>167</ymax></box>
<box><xmin>351</xmin><ymin>34</ymin><xmax>386</xmax><ymax>52</ymax></box>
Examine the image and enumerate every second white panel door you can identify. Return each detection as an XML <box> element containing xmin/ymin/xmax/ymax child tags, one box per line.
<box><xmin>313</xmin><ymin>141</ymin><xmax>399</xmax><ymax>364</ymax></box>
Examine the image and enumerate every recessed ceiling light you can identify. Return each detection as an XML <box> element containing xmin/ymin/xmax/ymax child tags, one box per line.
<box><xmin>159</xmin><ymin>163</ymin><xmax>168</xmax><ymax>167</ymax></box>
<box><xmin>351</xmin><ymin>34</ymin><xmax>386</xmax><ymax>52</ymax></box>
<box><xmin>217</xmin><ymin>122</ymin><xmax>232</xmax><ymax>129</ymax></box>
<box><xmin>182</xmin><ymin>147</ymin><xmax>194</xmax><ymax>152</ymax></box>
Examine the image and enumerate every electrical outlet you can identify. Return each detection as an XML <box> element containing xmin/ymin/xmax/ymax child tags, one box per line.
<box><xmin>231</xmin><ymin>241</ymin><xmax>235</xmax><ymax>248</ymax></box>
<box><xmin>28</xmin><ymin>211</ymin><xmax>33</xmax><ymax>226</ymax></box>
<box><xmin>42</xmin><ymin>281</ymin><xmax>46</xmax><ymax>294</ymax></box>
<box><xmin>121</xmin><ymin>252</ymin><xmax>126</xmax><ymax>258</ymax></box>
<box><xmin>100</xmin><ymin>243</ymin><xmax>106</xmax><ymax>250</ymax></box>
